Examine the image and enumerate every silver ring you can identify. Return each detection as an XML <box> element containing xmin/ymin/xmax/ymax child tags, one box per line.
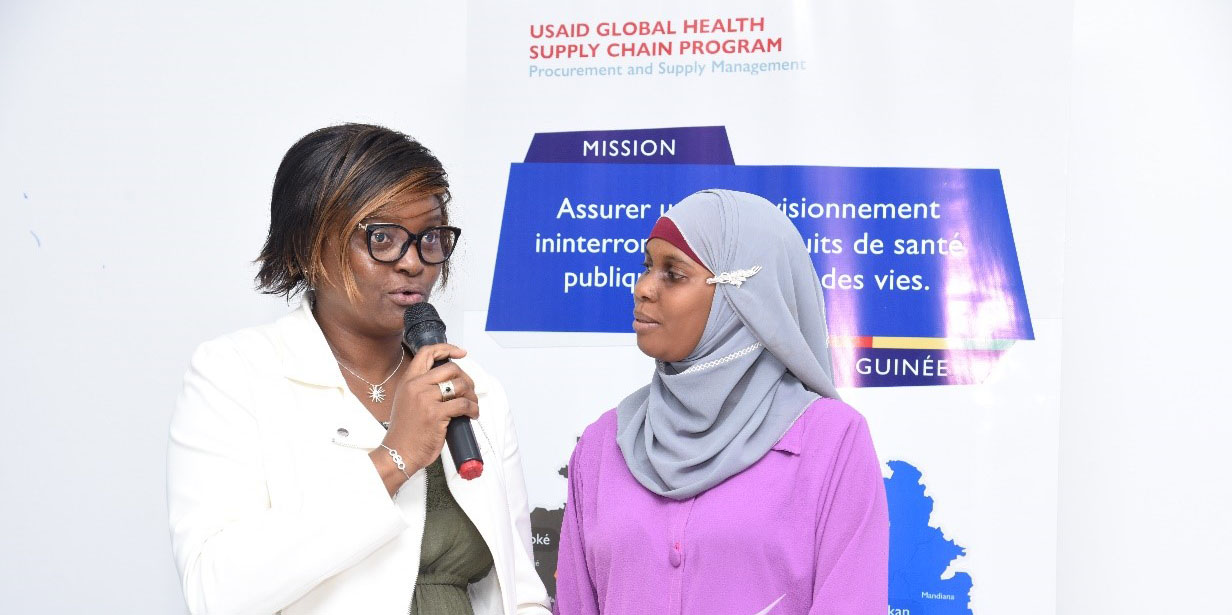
<box><xmin>438</xmin><ymin>379</ymin><xmax>457</xmax><ymax>402</ymax></box>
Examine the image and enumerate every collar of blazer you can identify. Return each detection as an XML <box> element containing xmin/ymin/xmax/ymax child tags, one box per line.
<box><xmin>276</xmin><ymin>300</ymin><xmax>349</xmax><ymax>388</ymax></box>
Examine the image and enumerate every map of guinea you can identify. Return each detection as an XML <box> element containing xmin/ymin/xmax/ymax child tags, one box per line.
<box><xmin>885</xmin><ymin>460</ymin><xmax>974</xmax><ymax>614</ymax></box>
<box><xmin>529</xmin><ymin>460</ymin><xmax>973</xmax><ymax>613</ymax></box>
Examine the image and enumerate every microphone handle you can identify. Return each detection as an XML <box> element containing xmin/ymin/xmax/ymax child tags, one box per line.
<box><xmin>434</xmin><ymin>358</ymin><xmax>484</xmax><ymax>480</ymax></box>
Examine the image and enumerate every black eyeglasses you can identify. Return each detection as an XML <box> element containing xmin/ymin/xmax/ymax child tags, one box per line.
<box><xmin>357</xmin><ymin>223</ymin><xmax>461</xmax><ymax>265</ymax></box>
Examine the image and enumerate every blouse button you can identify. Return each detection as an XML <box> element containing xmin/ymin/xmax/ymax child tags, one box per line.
<box><xmin>336</xmin><ymin>428</ymin><xmax>349</xmax><ymax>438</ymax></box>
<box><xmin>669</xmin><ymin>541</ymin><xmax>682</xmax><ymax>567</ymax></box>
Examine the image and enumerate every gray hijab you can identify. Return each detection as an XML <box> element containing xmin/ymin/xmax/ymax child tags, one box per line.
<box><xmin>616</xmin><ymin>189</ymin><xmax>840</xmax><ymax>500</ymax></box>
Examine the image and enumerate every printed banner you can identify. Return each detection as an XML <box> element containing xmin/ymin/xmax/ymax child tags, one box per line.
<box><xmin>488</xmin><ymin>131</ymin><xmax>1032</xmax><ymax>387</ymax></box>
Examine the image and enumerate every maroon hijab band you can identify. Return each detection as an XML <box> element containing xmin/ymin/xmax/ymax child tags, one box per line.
<box><xmin>647</xmin><ymin>216</ymin><xmax>705</xmax><ymax>267</ymax></box>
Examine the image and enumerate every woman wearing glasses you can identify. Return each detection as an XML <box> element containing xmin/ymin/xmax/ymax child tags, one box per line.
<box><xmin>168</xmin><ymin>124</ymin><xmax>550</xmax><ymax>615</ymax></box>
<box><xmin>554</xmin><ymin>190</ymin><xmax>889</xmax><ymax>614</ymax></box>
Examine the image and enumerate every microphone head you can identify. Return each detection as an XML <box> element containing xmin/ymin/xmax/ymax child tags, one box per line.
<box><xmin>403</xmin><ymin>302</ymin><xmax>447</xmax><ymax>351</ymax></box>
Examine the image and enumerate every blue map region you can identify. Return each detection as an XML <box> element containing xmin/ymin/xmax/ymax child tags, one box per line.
<box><xmin>885</xmin><ymin>460</ymin><xmax>974</xmax><ymax>614</ymax></box>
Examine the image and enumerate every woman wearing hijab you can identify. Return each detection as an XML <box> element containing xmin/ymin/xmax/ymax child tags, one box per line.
<box><xmin>554</xmin><ymin>189</ymin><xmax>888</xmax><ymax>614</ymax></box>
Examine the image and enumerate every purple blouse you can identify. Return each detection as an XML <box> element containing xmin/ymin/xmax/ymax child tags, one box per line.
<box><xmin>554</xmin><ymin>398</ymin><xmax>888</xmax><ymax>615</ymax></box>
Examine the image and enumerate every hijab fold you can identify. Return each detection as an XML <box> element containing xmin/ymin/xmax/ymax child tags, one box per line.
<box><xmin>616</xmin><ymin>189</ymin><xmax>840</xmax><ymax>500</ymax></box>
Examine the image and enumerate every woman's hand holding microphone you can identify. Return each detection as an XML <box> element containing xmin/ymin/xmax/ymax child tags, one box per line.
<box><xmin>368</xmin><ymin>343</ymin><xmax>479</xmax><ymax>497</ymax></box>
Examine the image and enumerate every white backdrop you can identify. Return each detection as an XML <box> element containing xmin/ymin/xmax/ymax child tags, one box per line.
<box><xmin>461</xmin><ymin>2</ymin><xmax>1066</xmax><ymax>612</ymax></box>
<box><xmin>1058</xmin><ymin>1</ymin><xmax>1232</xmax><ymax>612</ymax></box>
<box><xmin>0</xmin><ymin>2</ymin><xmax>469</xmax><ymax>612</ymax></box>
<box><xmin>1</xmin><ymin>1</ymin><xmax>1228</xmax><ymax>613</ymax></box>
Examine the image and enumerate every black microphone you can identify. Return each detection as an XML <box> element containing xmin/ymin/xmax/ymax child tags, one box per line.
<box><xmin>403</xmin><ymin>302</ymin><xmax>483</xmax><ymax>480</ymax></box>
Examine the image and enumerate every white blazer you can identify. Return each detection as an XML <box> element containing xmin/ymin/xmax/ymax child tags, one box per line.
<box><xmin>167</xmin><ymin>302</ymin><xmax>551</xmax><ymax>615</ymax></box>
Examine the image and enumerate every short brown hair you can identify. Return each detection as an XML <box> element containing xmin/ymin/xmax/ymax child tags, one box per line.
<box><xmin>255</xmin><ymin>124</ymin><xmax>452</xmax><ymax>298</ymax></box>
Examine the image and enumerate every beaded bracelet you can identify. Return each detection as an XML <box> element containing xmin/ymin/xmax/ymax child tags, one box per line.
<box><xmin>380</xmin><ymin>444</ymin><xmax>411</xmax><ymax>480</ymax></box>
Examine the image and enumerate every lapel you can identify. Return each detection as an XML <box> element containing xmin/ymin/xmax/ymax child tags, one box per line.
<box><xmin>274</xmin><ymin>301</ymin><xmax>391</xmax><ymax>450</ymax></box>
<box><xmin>275</xmin><ymin>300</ymin><xmax>347</xmax><ymax>390</ymax></box>
<box><xmin>442</xmin><ymin>419</ymin><xmax>513</xmax><ymax>609</ymax></box>
<box><xmin>441</xmin><ymin>420</ymin><xmax>502</xmax><ymax>537</ymax></box>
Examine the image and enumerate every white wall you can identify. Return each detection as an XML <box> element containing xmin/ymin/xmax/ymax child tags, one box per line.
<box><xmin>3</xmin><ymin>0</ymin><xmax>1231</xmax><ymax>612</ymax></box>
<box><xmin>1058</xmin><ymin>0</ymin><xmax>1232</xmax><ymax>612</ymax></box>
<box><xmin>0</xmin><ymin>2</ymin><xmax>467</xmax><ymax>611</ymax></box>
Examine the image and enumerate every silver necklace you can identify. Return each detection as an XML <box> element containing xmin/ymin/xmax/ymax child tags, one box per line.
<box><xmin>337</xmin><ymin>351</ymin><xmax>405</xmax><ymax>403</ymax></box>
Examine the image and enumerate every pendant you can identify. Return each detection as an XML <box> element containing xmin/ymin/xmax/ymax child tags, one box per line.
<box><xmin>368</xmin><ymin>384</ymin><xmax>387</xmax><ymax>403</ymax></box>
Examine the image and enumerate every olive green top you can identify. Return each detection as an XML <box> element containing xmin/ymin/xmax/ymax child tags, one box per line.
<box><xmin>410</xmin><ymin>457</ymin><xmax>495</xmax><ymax>615</ymax></box>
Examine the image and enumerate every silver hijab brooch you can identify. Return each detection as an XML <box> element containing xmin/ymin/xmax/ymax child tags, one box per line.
<box><xmin>706</xmin><ymin>265</ymin><xmax>763</xmax><ymax>287</ymax></box>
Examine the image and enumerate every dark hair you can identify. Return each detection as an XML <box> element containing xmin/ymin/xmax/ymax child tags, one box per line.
<box><xmin>254</xmin><ymin>123</ymin><xmax>452</xmax><ymax>298</ymax></box>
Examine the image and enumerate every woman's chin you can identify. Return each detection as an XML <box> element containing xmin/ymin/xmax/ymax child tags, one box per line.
<box><xmin>636</xmin><ymin>337</ymin><xmax>686</xmax><ymax>364</ymax></box>
<box><xmin>634</xmin><ymin>336</ymin><xmax>660</xmax><ymax>360</ymax></box>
